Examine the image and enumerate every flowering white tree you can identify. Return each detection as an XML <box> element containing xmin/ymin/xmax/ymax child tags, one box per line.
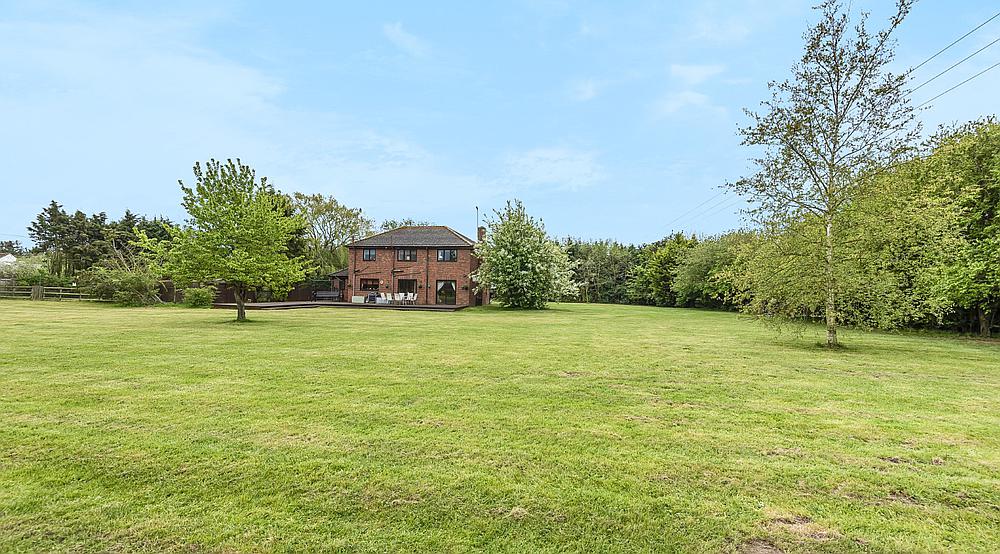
<box><xmin>474</xmin><ymin>200</ymin><xmax>576</xmax><ymax>309</ymax></box>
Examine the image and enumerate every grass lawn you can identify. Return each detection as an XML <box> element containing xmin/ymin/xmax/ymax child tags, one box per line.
<box><xmin>1</xmin><ymin>300</ymin><xmax>998</xmax><ymax>552</ymax></box>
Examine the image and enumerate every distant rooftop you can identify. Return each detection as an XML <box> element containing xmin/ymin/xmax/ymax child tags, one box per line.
<box><xmin>347</xmin><ymin>226</ymin><xmax>475</xmax><ymax>248</ymax></box>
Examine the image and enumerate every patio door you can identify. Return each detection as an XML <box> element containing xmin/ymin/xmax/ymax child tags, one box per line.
<box><xmin>436</xmin><ymin>280</ymin><xmax>456</xmax><ymax>305</ymax></box>
<box><xmin>397</xmin><ymin>279</ymin><xmax>417</xmax><ymax>295</ymax></box>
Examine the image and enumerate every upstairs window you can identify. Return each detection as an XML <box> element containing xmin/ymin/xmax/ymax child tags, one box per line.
<box><xmin>397</xmin><ymin>248</ymin><xmax>417</xmax><ymax>262</ymax></box>
<box><xmin>362</xmin><ymin>248</ymin><xmax>376</xmax><ymax>261</ymax></box>
<box><xmin>437</xmin><ymin>249</ymin><xmax>458</xmax><ymax>262</ymax></box>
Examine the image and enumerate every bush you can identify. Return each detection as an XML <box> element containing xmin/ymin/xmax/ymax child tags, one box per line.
<box><xmin>0</xmin><ymin>254</ymin><xmax>73</xmax><ymax>286</ymax></box>
<box><xmin>183</xmin><ymin>287</ymin><xmax>215</xmax><ymax>308</ymax></box>
<box><xmin>78</xmin><ymin>265</ymin><xmax>161</xmax><ymax>306</ymax></box>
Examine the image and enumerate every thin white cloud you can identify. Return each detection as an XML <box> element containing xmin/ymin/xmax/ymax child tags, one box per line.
<box><xmin>652</xmin><ymin>91</ymin><xmax>726</xmax><ymax>118</ymax></box>
<box><xmin>381</xmin><ymin>22</ymin><xmax>430</xmax><ymax>58</ymax></box>
<box><xmin>689</xmin><ymin>17</ymin><xmax>751</xmax><ymax>42</ymax></box>
<box><xmin>0</xmin><ymin>6</ymin><xmax>487</xmax><ymax>229</ymax></box>
<box><xmin>570</xmin><ymin>79</ymin><xmax>601</xmax><ymax>101</ymax></box>
<box><xmin>669</xmin><ymin>63</ymin><xmax>725</xmax><ymax>85</ymax></box>
<box><xmin>502</xmin><ymin>147</ymin><xmax>604</xmax><ymax>191</ymax></box>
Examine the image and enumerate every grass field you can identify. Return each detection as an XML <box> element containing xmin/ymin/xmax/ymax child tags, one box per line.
<box><xmin>1</xmin><ymin>300</ymin><xmax>998</xmax><ymax>552</ymax></box>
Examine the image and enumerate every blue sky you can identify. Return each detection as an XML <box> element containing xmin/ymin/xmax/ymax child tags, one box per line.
<box><xmin>2</xmin><ymin>1</ymin><xmax>999</xmax><ymax>245</ymax></box>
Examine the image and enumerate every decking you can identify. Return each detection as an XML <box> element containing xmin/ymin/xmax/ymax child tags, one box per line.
<box><xmin>211</xmin><ymin>301</ymin><xmax>464</xmax><ymax>312</ymax></box>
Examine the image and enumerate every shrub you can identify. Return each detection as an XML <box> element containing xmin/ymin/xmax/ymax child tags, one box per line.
<box><xmin>78</xmin><ymin>265</ymin><xmax>161</xmax><ymax>306</ymax></box>
<box><xmin>183</xmin><ymin>287</ymin><xmax>215</xmax><ymax>308</ymax></box>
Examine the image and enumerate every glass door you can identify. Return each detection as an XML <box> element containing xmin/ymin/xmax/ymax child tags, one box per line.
<box><xmin>436</xmin><ymin>280</ymin><xmax>456</xmax><ymax>305</ymax></box>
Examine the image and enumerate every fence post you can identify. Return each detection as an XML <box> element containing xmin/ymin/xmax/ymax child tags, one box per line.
<box><xmin>30</xmin><ymin>285</ymin><xmax>43</xmax><ymax>300</ymax></box>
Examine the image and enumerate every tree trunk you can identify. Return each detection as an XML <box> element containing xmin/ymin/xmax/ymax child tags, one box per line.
<box><xmin>233</xmin><ymin>286</ymin><xmax>247</xmax><ymax>322</ymax></box>
<box><xmin>824</xmin><ymin>217</ymin><xmax>838</xmax><ymax>347</ymax></box>
<box><xmin>979</xmin><ymin>305</ymin><xmax>993</xmax><ymax>338</ymax></box>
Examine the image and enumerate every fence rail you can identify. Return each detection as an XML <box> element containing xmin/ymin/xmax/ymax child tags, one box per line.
<box><xmin>0</xmin><ymin>285</ymin><xmax>102</xmax><ymax>302</ymax></box>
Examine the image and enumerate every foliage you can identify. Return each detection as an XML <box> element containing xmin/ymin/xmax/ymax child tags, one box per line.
<box><xmin>182</xmin><ymin>287</ymin><xmax>216</xmax><ymax>308</ymax></box>
<box><xmin>29</xmin><ymin>202</ymin><xmax>111</xmax><ymax>276</ymax></box>
<box><xmin>27</xmin><ymin>203</ymin><xmax>173</xmax><ymax>277</ymax></box>
<box><xmin>161</xmin><ymin>159</ymin><xmax>309</xmax><ymax>321</ymax></box>
<box><xmin>292</xmin><ymin>192</ymin><xmax>374</xmax><ymax>275</ymax></box>
<box><xmin>673</xmin><ymin>232</ymin><xmax>750</xmax><ymax>309</ymax></box>
<box><xmin>731</xmin><ymin>159</ymin><xmax>962</xmax><ymax>331</ymax></box>
<box><xmin>628</xmin><ymin>233</ymin><xmax>697</xmax><ymax>307</ymax></box>
<box><xmin>379</xmin><ymin>218</ymin><xmax>433</xmax><ymax>231</ymax></box>
<box><xmin>922</xmin><ymin>119</ymin><xmax>1000</xmax><ymax>336</ymax></box>
<box><xmin>77</xmin><ymin>264</ymin><xmax>161</xmax><ymax>306</ymax></box>
<box><xmin>0</xmin><ymin>253</ymin><xmax>72</xmax><ymax>286</ymax></box>
<box><xmin>0</xmin><ymin>240</ymin><xmax>26</xmax><ymax>256</ymax></box>
<box><xmin>77</xmin><ymin>238</ymin><xmax>163</xmax><ymax>306</ymax></box>
<box><xmin>730</xmin><ymin>0</ymin><xmax>916</xmax><ymax>346</ymax></box>
<box><xmin>473</xmin><ymin>200</ymin><xmax>576</xmax><ymax>309</ymax></box>
<box><xmin>563</xmin><ymin>238</ymin><xmax>641</xmax><ymax>304</ymax></box>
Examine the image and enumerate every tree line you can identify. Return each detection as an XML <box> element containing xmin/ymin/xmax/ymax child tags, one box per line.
<box><xmin>4</xmin><ymin>160</ymin><xmax>433</xmax><ymax>319</ymax></box>
<box><xmin>559</xmin><ymin>116</ymin><xmax>999</xmax><ymax>338</ymax></box>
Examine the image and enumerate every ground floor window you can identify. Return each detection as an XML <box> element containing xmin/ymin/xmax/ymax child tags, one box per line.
<box><xmin>360</xmin><ymin>278</ymin><xmax>379</xmax><ymax>291</ymax></box>
<box><xmin>398</xmin><ymin>279</ymin><xmax>417</xmax><ymax>295</ymax></box>
<box><xmin>436</xmin><ymin>280</ymin><xmax>456</xmax><ymax>305</ymax></box>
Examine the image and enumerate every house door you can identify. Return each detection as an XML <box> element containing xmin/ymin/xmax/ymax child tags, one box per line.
<box><xmin>397</xmin><ymin>279</ymin><xmax>417</xmax><ymax>295</ymax></box>
<box><xmin>436</xmin><ymin>280</ymin><xmax>457</xmax><ymax>305</ymax></box>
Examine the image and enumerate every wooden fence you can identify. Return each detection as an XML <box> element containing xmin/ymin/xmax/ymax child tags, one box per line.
<box><xmin>0</xmin><ymin>285</ymin><xmax>102</xmax><ymax>301</ymax></box>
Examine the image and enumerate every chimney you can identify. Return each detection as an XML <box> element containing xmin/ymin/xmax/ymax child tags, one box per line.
<box><xmin>477</xmin><ymin>226</ymin><xmax>486</xmax><ymax>242</ymax></box>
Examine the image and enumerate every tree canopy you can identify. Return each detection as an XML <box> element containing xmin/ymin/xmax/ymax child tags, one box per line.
<box><xmin>473</xmin><ymin>200</ymin><xmax>576</xmax><ymax>309</ymax></box>
<box><xmin>162</xmin><ymin>159</ymin><xmax>308</xmax><ymax>321</ymax></box>
<box><xmin>730</xmin><ymin>0</ymin><xmax>917</xmax><ymax>346</ymax></box>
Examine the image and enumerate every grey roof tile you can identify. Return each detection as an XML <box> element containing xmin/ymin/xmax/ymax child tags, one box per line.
<box><xmin>348</xmin><ymin>226</ymin><xmax>475</xmax><ymax>248</ymax></box>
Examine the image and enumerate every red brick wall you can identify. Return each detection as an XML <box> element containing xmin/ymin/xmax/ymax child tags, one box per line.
<box><xmin>347</xmin><ymin>246</ymin><xmax>480</xmax><ymax>306</ymax></box>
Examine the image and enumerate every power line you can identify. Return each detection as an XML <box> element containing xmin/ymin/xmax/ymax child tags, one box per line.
<box><xmin>915</xmin><ymin>60</ymin><xmax>1000</xmax><ymax>109</ymax></box>
<box><xmin>661</xmin><ymin>189</ymin><xmax>728</xmax><ymax>230</ymax></box>
<box><xmin>911</xmin><ymin>35</ymin><xmax>1000</xmax><ymax>93</ymax></box>
<box><xmin>911</xmin><ymin>11</ymin><xmax>1000</xmax><ymax>71</ymax></box>
<box><xmin>666</xmin><ymin>10</ymin><xmax>1000</xmax><ymax>233</ymax></box>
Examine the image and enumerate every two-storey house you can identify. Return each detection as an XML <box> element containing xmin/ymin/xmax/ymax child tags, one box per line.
<box><xmin>345</xmin><ymin>226</ymin><xmax>488</xmax><ymax>307</ymax></box>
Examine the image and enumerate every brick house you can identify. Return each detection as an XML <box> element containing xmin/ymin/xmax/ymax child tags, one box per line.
<box><xmin>345</xmin><ymin>226</ymin><xmax>489</xmax><ymax>307</ymax></box>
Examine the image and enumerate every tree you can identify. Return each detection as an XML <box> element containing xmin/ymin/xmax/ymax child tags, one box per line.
<box><xmin>563</xmin><ymin>238</ymin><xmax>640</xmax><ymax>304</ymax></box>
<box><xmin>674</xmin><ymin>232</ymin><xmax>750</xmax><ymax>309</ymax></box>
<box><xmin>473</xmin><ymin>200</ymin><xmax>576</xmax><ymax>309</ymax></box>
<box><xmin>628</xmin><ymin>233</ymin><xmax>697</xmax><ymax>306</ymax></box>
<box><xmin>164</xmin><ymin>159</ymin><xmax>308</xmax><ymax>321</ymax></box>
<box><xmin>923</xmin><ymin>119</ymin><xmax>1000</xmax><ymax>336</ymax></box>
<box><xmin>0</xmin><ymin>240</ymin><xmax>26</xmax><ymax>256</ymax></box>
<box><xmin>730</xmin><ymin>0</ymin><xmax>917</xmax><ymax>346</ymax></box>
<box><xmin>379</xmin><ymin>218</ymin><xmax>433</xmax><ymax>231</ymax></box>
<box><xmin>292</xmin><ymin>192</ymin><xmax>374</xmax><ymax>274</ymax></box>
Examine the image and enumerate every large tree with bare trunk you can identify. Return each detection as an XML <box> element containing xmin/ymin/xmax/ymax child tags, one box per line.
<box><xmin>731</xmin><ymin>0</ymin><xmax>918</xmax><ymax>347</ymax></box>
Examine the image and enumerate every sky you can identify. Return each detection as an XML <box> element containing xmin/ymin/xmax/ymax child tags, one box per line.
<box><xmin>2</xmin><ymin>0</ymin><xmax>999</xmax><ymax>246</ymax></box>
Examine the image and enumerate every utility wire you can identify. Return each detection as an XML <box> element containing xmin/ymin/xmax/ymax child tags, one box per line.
<box><xmin>915</xmin><ymin>60</ymin><xmax>1000</xmax><ymax>109</ymax></box>
<box><xmin>911</xmin><ymin>11</ymin><xmax>1000</xmax><ymax>71</ymax></box>
<box><xmin>666</xmin><ymin>10</ymin><xmax>1000</xmax><ymax>233</ymax></box>
<box><xmin>911</xmin><ymin>35</ymin><xmax>1000</xmax><ymax>93</ymax></box>
<box><xmin>661</xmin><ymin>189</ymin><xmax>728</xmax><ymax>231</ymax></box>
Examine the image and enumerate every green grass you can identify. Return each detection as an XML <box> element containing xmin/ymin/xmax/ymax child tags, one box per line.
<box><xmin>1</xmin><ymin>301</ymin><xmax>997</xmax><ymax>553</ymax></box>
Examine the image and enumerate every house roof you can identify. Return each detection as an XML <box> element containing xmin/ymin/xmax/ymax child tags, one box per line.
<box><xmin>329</xmin><ymin>268</ymin><xmax>349</xmax><ymax>277</ymax></box>
<box><xmin>347</xmin><ymin>226</ymin><xmax>475</xmax><ymax>248</ymax></box>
